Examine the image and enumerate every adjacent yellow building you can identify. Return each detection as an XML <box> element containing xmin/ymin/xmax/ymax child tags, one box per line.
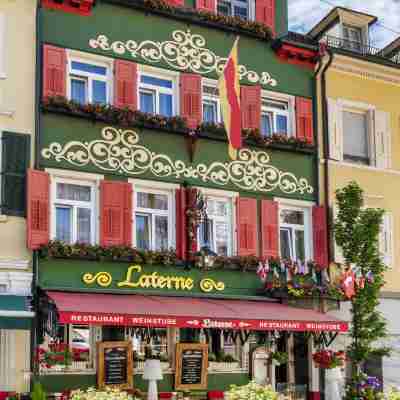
<box><xmin>312</xmin><ymin>7</ymin><xmax>400</xmax><ymax>389</ymax></box>
<box><xmin>0</xmin><ymin>0</ymin><xmax>36</xmax><ymax>393</ymax></box>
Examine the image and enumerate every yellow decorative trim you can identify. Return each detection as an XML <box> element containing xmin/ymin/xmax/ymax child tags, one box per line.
<box><xmin>89</xmin><ymin>30</ymin><xmax>278</xmax><ymax>87</ymax></box>
<box><xmin>199</xmin><ymin>278</ymin><xmax>225</xmax><ymax>292</ymax></box>
<box><xmin>82</xmin><ymin>272</ymin><xmax>113</xmax><ymax>287</ymax></box>
<box><xmin>82</xmin><ymin>265</ymin><xmax>226</xmax><ymax>293</ymax></box>
<box><xmin>42</xmin><ymin>126</ymin><xmax>314</xmax><ymax>195</ymax></box>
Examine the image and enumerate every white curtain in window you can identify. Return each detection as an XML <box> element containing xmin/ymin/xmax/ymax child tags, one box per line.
<box><xmin>343</xmin><ymin>111</ymin><xmax>368</xmax><ymax>159</ymax></box>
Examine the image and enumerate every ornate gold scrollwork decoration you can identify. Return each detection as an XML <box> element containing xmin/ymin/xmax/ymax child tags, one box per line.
<box><xmin>82</xmin><ymin>272</ymin><xmax>113</xmax><ymax>287</ymax></box>
<box><xmin>89</xmin><ymin>30</ymin><xmax>278</xmax><ymax>87</ymax></box>
<box><xmin>200</xmin><ymin>278</ymin><xmax>225</xmax><ymax>292</ymax></box>
<box><xmin>42</xmin><ymin>127</ymin><xmax>314</xmax><ymax>195</ymax></box>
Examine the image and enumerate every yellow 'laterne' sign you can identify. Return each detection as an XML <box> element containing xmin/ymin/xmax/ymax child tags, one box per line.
<box><xmin>82</xmin><ymin>265</ymin><xmax>225</xmax><ymax>293</ymax></box>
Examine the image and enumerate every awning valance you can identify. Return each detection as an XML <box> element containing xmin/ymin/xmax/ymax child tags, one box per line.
<box><xmin>0</xmin><ymin>295</ymin><xmax>34</xmax><ymax>330</ymax></box>
<box><xmin>47</xmin><ymin>291</ymin><xmax>347</xmax><ymax>332</ymax></box>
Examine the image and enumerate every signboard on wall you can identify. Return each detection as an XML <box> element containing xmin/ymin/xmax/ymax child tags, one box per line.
<box><xmin>97</xmin><ymin>341</ymin><xmax>133</xmax><ymax>389</ymax></box>
<box><xmin>175</xmin><ymin>343</ymin><xmax>208</xmax><ymax>390</ymax></box>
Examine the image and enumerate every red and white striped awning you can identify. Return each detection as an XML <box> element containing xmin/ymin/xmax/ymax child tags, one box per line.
<box><xmin>47</xmin><ymin>291</ymin><xmax>348</xmax><ymax>333</ymax></box>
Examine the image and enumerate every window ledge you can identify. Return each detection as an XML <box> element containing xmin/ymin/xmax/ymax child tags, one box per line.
<box><xmin>0</xmin><ymin>109</ymin><xmax>15</xmax><ymax>117</ymax></box>
<box><xmin>42</xmin><ymin>104</ymin><xmax>316</xmax><ymax>155</ymax></box>
<box><xmin>104</xmin><ymin>0</ymin><xmax>273</xmax><ymax>42</ymax></box>
<box><xmin>328</xmin><ymin>159</ymin><xmax>397</xmax><ymax>175</ymax></box>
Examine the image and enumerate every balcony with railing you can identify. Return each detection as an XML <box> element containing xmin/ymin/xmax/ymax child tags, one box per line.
<box><xmin>324</xmin><ymin>35</ymin><xmax>400</xmax><ymax>65</ymax></box>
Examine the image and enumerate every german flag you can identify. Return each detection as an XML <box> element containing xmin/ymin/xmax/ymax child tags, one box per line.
<box><xmin>218</xmin><ymin>37</ymin><xmax>242</xmax><ymax>160</ymax></box>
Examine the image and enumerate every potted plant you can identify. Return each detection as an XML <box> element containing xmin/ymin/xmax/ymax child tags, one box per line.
<box><xmin>312</xmin><ymin>349</ymin><xmax>345</xmax><ymax>370</ymax></box>
<box><xmin>389</xmin><ymin>388</ymin><xmax>400</xmax><ymax>400</ymax></box>
<box><xmin>343</xmin><ymin>373</ymin><xmax>384</xmax><ymax>400</ymax></box>
<box><xmin>37</xmin><ymin>345</ymin><xmax>72</xmax><ymax>371</ymax></box>
<box><xmin>208</xmin><ymin>352</ymin><xmax>240</xmax><ymax>371</ymax></box>
<box><xmin>225</xmin><ymin>381</ymin><xmax>278</xmax><ymax>400</ymax></box>
<box><xmin>270</xmin><ymin>351</ymin><xmax>288</xmax><ymax>366</ymax></box>
<box><xmin>70</xmin><ymin>387</ymin><xmax>139</xmax><ymax>400</ymax></box>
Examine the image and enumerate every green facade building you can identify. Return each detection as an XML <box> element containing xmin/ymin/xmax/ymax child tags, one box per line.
<box><xmin>28</xmin><ymin>0</ymin><xmax>346</xmax><ymax>398</ymax></box>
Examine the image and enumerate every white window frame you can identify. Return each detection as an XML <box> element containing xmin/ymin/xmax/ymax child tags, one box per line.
<box><xmin>275</xmin><ymin>198</ymin><xmax>313</xmax><ymax>262</ymax></box>
<box><xmin>40</xmin><ymin>323</ymin><xmax>97</xmax><ymax>373</ymax></box>
<box><xmin>261</xmin><ymin>90</ymin><xmax>295</xmax><ymax>138</ymax></box>
<box><xmin>66</xmin><ymin>50</ymin><xmax>113</xmax><ymax>104</ymax></box>
<box><xmin>197</xmin><ymin>188</ymin><xmax>238</xmax><ymax>257</ymax></box>
<box><xmin>342</xmin><ymin>106</ymin><xmax>371</xmax><ymax>165</ymax></box>
<box><xmin>47</xmin><ymin>169</ymin><xmax>103</xmax><ymax>245</ymax></box>
<box><xmin>217</xmin><ymin>0</ymin><xmax>255</xmax><ymax>21</ymax></box>
<box><xmin>339</xmin><ymin>99</ymin><xmax>374</xmax><ymax>166</ymax></box>
<box><xmin>138</xmin><ymin>65</ymin><xmax>179</xmax><ymax>116</ymax></box>
<box><xmin>342</xmin><ymin>24</ymin><xmax>363</xmax><ymax>50</ymax></box>
<box><xmin>202</xmin><ymin>78</ymin><xmax>221</xmax><ymax>124</ymax></box>
<box><xmin>130</xmin><ymin>179</ymin><xmax>177</xmax><ymax>251</ymax></box>
<box><xmin>338</xmin><ymin>11</ymin><xmax>370</xmax><ymax>46</ymax></box>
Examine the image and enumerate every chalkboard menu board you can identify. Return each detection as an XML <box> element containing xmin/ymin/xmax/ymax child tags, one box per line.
<box><xmin>98</xmin><ymin>341</ymin><xmax>133</xmax><ymax>389</ymax></box>
<box><xmin>175</xmin><ymin>343</ymin><xmax>208</xmax><ymax>390</ymax></box>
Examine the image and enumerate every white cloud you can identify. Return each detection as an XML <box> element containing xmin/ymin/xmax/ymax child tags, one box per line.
<box><xmin>288</xmin><ymin>0</ymin><xmax>400</xmax><ymax>48</ymax></box>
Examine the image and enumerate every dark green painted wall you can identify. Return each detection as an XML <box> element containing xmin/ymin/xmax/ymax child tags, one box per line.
<box><xmin>38</xmin><ymin>259</ymin><xmax>264</xmax><ymax>298</ymax></box>
<box><xmin>38</xmin><ymin>372</ymin><xmax>249</xmax><ymax>392</ymax></box>
<box><xmin>39</xmin><ymin>113</ymin><xmax>316</xmax><ymax>201</ymax></box>
<box><xmin>40</xmin><ymin>1</ymin><xmax>310</xmax><ymax>98</ymax></box>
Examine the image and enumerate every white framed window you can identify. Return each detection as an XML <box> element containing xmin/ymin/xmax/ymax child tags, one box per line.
<box><xmin>202</xmin><ymin>80</ymin><xmax>221</xmax><ymax>124</ymax></box>
<box><xmin>277</xmin><ymin>200</ymin><xmax>313</xmax><ymax>262</ymax></box>
<box><xmin>67</xmin><ymin>52</ymin><xmax>112</xmax><ymax>105</ymax></box>
<box><xmin>260</xmin><ymin>91</ymin><xmax>295</xmax><ymax>138</ymax></box>
<box><xmin>138</xmin><ymin>67</ymin><xmax>178</xmax><ymax>117</ymax></box>
<box><xmin>328</xmin><ymin>98</ymin><xmax>391</xmax><ymax>169</ymax></box>
<box><xmin>198</xmin><ymin>189</ymin><xmax>237</xmax><ymax>257</ymax></box>
<box><xmin>51</xmin><ymin>177</ymin><xmax>97</xmax><ymax>245</ymax></box>
<box><xmin>40</xmin><ymin>324</ymin><xmax>96</xmax><ymax>372</ymax></box>
<box><xmin>125</xmin><ymin>327</ymin><xmax>170</xmax><ymax>364</ymax></box>
<box><xmin>342</xmin><ymin>108</ymin><xmax>370</xmax><ymax>165</ymax></box>
<box><xmin>342</xmin><ymin>24</ymin><xmax>363</xmax><ymax>51</ymax></box>
<box><xmin>217</xmin><ymin>0</ymin><xmax>254</xmax><ymax>20</ymax></box>
<box><xmin>132</xmin><ymin>182</ymin><xmax>176</xmax><ymax>251</ymax></box>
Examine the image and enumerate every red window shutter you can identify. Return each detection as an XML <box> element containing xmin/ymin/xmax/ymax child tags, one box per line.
<box><xmin>180</xmin><ymin>73</ymin><xmax>202</xmax><ymax>130</ymax></box>
<box><xmin>114</xmin><ymin>60</ymin><xmax>137</xmax><ymax>110</ymax></box>
<box><xmin>123</xmin><ymin>183</ymin><xmax>133</xmax><ymax>246</ymax></box>
<box><xmin>241</xmin><ymin>85</ymin><xmax>261</xmax><ymax>130</ymax></box>
<box><xmin>195</xmin><ymin>0</ymin><xmax>216</xmax><ymax>12</ymax></box>
<box><xmin>313</xmin><ymin>205</ymin><xmax>328</xmax><ymax>268</ymax></box>
<box><xmin>175</xmin><ymin>188</ymin><xmax>187</xmax><ymax>260</ymax></box>
<box><xmin>236</xmin><ymin>197</ymin><xmax>258</xmax><ymax>256</ymax></box>
<box><xmin>100</xmin><ymin>181</ymin><xmax>132</xmax><ymax>247</ymax></box>
<box><xmin>27</xmin><ymin>169</ymin><xmax>50</xmax><ymax>250</ymax></box>
<box><xmin>164</xmin><ymin>0</ymin><xmax>184</xmax><ymax>6</ymax></box>
<box><xmin>255</xmin><ymin>0</ymin><xmax>275</xmax><ymax>34</ymax></box>
<box><xmin>296</xmin><ymin>97</ymin><xmax>314</xmax><ymax>144</ymax></box>
<box><xmin>261</xmin><ymin>200</ymin><xmax>279</xmax><ymax>259</ymax></box>
<box><xmin>43</xmin><ymin>44</ymin><xmax>66</xmax><ymax>98</ymax></box>
<box><xmin>42</xmin><ymin>0</ymin><xmax>95</xmax><ymax>16</ymax></box>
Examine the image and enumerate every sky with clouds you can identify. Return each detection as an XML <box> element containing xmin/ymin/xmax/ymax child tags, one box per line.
<box><xmin>288</xmin><ymin>0</ymin><xmax>400</xmax><ymax>48</ymax></box>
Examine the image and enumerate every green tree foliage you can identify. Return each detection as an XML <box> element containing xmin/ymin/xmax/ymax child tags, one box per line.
<box><xmin>334</xmin><ymin>182</ymin><xmax>389</xmax><ymax>379</ymax></box>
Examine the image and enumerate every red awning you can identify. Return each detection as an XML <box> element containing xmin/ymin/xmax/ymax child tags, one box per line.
<box><xmin>47</xmin><ymin>291</ymin><xmax>348</xmax><ymax>332</ymax></box>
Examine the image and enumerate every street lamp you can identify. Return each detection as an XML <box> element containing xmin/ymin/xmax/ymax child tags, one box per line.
<box><xmin>194</xmin><ymin>215</ymin><xmax>217</xmax><ymax>270</ymax></box>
